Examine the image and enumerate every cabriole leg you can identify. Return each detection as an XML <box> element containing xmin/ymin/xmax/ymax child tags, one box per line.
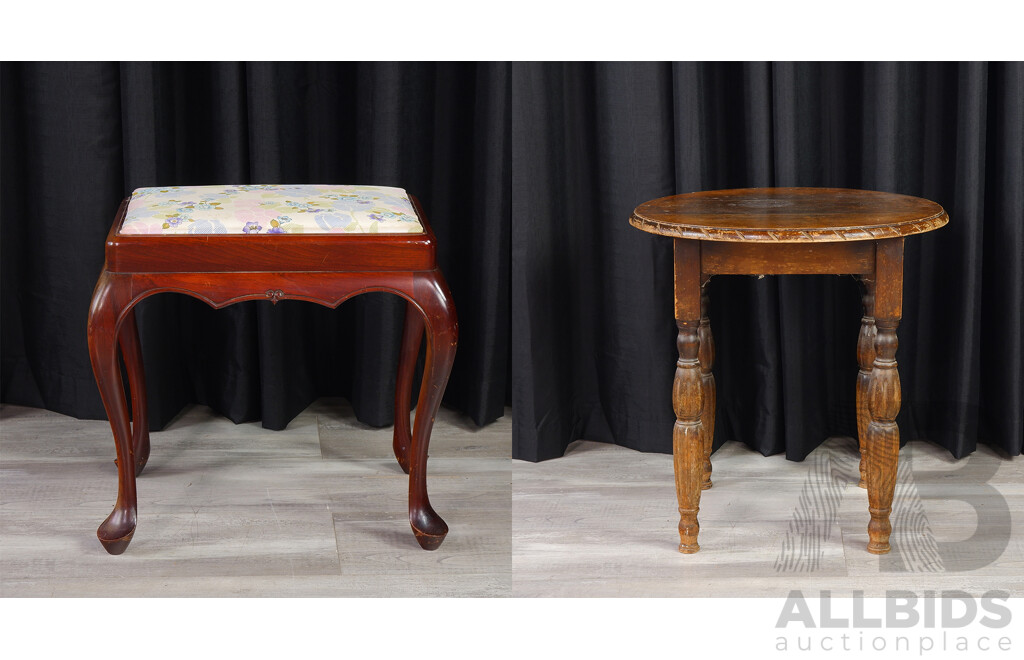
<box><xmin>87</xmin><ymin>271</ymin><xmax>138</xmax><ymax>555</ymax></box>
<box><xmin>119</xmin><ymin>308</ymin><xmax>150</xmax><ymax>477</ymax></box>
<box><xmin>407</xmin><ymin>270</ymin><xmax>458</xmax><ymax>550</ymax></box>
<box><xmin>393</xmin><ymin>300</ymin><xmax>424</xmax><ymax>474</ymax></box>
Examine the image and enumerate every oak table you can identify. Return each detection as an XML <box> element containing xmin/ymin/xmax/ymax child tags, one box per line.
<box><xmin>629</xmin><ymin>187</ymin><xmax>948</xmax><ymax>554</ymax></box>
<box><xmin>87</xmin><ymin>184</ymin><xmax>457</xmax><ymax>554</ymax></box>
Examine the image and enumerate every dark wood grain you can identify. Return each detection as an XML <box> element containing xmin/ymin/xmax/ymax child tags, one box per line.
<box><xmin>866</xmin><ymin>238</ymin><xmax>903</xmax><ymax>555</ymax></box>
<box><xmin>701</xmin><ymin>241</ymin><xmax>875</xmax><ymax>275</ymax></box>
<box><xmin>673</xmin><ymin>240</ymin><xmax>704</xmax><ymax>553</ymax></box>
<box><xmin>87</xmin><ymin>191</ymin><xmax>458</xmax><ymax>555</ymax></box>
<box><xmin>631</xmin><ymin>187</ymin><xmax>947</xmax><ymax>242</ymax></box>
<box><xmin>633</xmin><ymin>189</ymin><xmax>943</xmax><ymax>556</ymax></box>
<box><xmin>698</xmin><ymin>286</ymin><xmax>715</xmax><ymax>490</ymax></box>
<box><xmin>855</xmin><ymin>276</ymin><xmax>876</xmax><ymax>489</ymax></box>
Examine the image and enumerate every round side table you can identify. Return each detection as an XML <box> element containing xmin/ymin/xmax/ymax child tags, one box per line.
<box><xmin>629</xmin><ymin>187</ymin><xmax>948</xmax><ymax>554</ymax></box>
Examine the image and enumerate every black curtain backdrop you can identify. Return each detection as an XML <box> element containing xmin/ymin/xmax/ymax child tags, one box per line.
<box><xmin>511</xmin><ymin>62</ymin><xmax>1023</xmax><ymax>462</ymax></box>
<box><xmin>1</xmin><ymin>62</ymin><xmax>510</xmax><ymax>431</ymax></box>
<box><xmin>3</xmin><ymin>62</ymin><xmax>1021</xmax><ymax>463</ymax></box>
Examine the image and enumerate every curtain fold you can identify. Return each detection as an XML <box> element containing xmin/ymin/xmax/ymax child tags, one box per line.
<box><xmin>1</xmin><ymin>62</ymin><xmax>510</xmax><ymax>431</ymax></box>
<box><xmin>2</xmin><ymin>61</ymin><xmax>1019</xmax><ymax>461</ymax></box>
<box><xmin>511</xmin><ymin>61</ymin><xmax>1024</xmax><ymax>461</ymax></box>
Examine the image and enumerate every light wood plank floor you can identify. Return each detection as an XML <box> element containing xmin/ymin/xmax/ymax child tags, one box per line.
<box><xmin>512</xmin><ymin>437</ymin><xmax>1024</xmax><ymax>597</ymax></box>
<box><xmin>0</xmin><ymin>400</ymin><xmax>511</xmax><ymax>597</ymax></box>
<box><xmin>5</xmin><ymin>401</ymin><xmax>1020</xmax><ymax>599</ymax></box>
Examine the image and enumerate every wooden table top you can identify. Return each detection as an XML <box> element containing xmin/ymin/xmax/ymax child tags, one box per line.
<box><xmin>630</xmin><ymin>188</ymin><xmax>948</xmax><ymax>243</ymax></box>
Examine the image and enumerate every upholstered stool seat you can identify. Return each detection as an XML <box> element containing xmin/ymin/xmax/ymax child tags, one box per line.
<box><xmin>87</xmin><ymin>183</ymin><xmax>457</xmax><ymax>555</ymax></box>
<box><xmin>121</xmin><ymin>184</ymin><xmax>425</xmax><ymax>235</ymax></box>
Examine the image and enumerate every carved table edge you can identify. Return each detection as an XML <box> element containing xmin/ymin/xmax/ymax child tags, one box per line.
<box><xmin>628</xmin><ymin>210</ymin><xmax>949</xmax><ymax>243</ymax></box>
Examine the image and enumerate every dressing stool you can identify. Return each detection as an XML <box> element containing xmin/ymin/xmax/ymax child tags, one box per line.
<box><xmin>87</xmin><ymin>184</ymin><xmax>457</xmax><ymax>554</ymax></box>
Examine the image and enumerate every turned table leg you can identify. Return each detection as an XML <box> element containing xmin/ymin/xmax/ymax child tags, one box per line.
<box><xmin>855</xmin><ymin>276</ymin><xmax>876</xmax><ymax>489</ymax></box>
<box><xmin>406</xmin><ymin>269</ymin><xmax>458</xmax><ymax>550</ymax></box>
<box><xmin>88</xmin><ymin>271</ymin><xmax>139</xmax><ymax>555</ymax></box>
<box><xmin>673</xmin><ymin>240</ymin><xmax>705</xmax><ymax>553</ymax></box>
<box><xmin>698</xmin><ymin>283</ymin><xmax>715</xmax><ymax>490</ymax></box>
<box><xmin>393</xmin><ymin>300</ymin><xmax>425</xmax><ymax>475</ymax></box>
<box><xmin>866</xmin><ymin>239</ymin><xmax>903</xmax><ymax>554</ymax></box>
<box><xmin>674</xmin><ymin>321</ymin><xmax>704</xmax><ymax>553</ymax></box>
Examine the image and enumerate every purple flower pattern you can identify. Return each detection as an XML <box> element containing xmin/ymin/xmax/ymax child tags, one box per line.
<box><xmin>121</xmin><ymin>185</ymin><xmax>422</xmax><ymax>235</ymax></box>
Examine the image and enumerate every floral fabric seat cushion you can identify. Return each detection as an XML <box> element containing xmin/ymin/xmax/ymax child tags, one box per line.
<box><xmin>120</xmin><ymin>184</ymin><xmax>424</xmax><ymax>235</ymax></box>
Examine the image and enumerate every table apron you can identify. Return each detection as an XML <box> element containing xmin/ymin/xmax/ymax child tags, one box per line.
<box><xmin>699</xmin><ymin>240</ymin><xmax>876</xmax><ymax>275</ymax></box>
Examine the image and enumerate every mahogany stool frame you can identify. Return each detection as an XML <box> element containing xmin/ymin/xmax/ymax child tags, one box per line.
<box><xmin>87</xmin><ymin>193</ymin><xmax>457</xmax><ymax>555</ymax></box>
